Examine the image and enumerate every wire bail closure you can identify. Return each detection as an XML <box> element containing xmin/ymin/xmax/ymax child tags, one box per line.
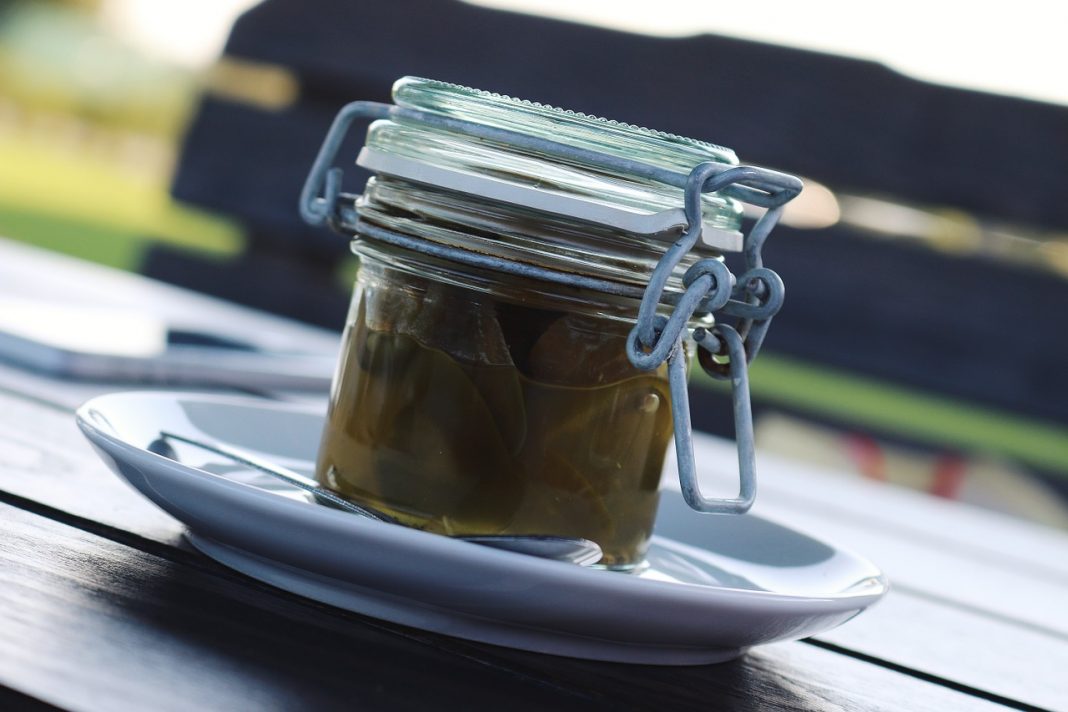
<box><xmin>300</xmin><ymin>100</ymin><xmax>802</xmax><ymax>516</ymax></box>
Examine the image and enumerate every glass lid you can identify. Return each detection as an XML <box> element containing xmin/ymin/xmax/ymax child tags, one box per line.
<box><xmin>392</xmin><ymin>76</ymin><xmax>738</xmax><ymax>174</ymax></box>
<box><xmin>358</xmin><ymin>77</ymin><xmax>745</xmax><ymax>248</ymax></box>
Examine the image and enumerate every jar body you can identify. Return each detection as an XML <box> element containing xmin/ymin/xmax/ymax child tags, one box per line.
<box><xmin>304</xmin><ymin>78</ymin><xmax>794</xmax><ymax>564</ymax></box>
<box><xmin>316</xmin><ymin>237</ymin><xmax>686</xmax><ymax>568</ymax></box>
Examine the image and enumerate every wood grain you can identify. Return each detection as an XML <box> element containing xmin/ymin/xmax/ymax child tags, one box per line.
<box><xmin>0</xmin><ymin>387</ymin><xmax>1062</xmax><ymax>709</ymax></box>
<box><xmin>0</xmin><ymin>240</ymin><xmax>1063</xmax><ymax>709</ymax></box>
<box><xmin>823</xmin><ymin>591</ymin><xmax>1067</xmax><ymax>711</ymax></box>
<box><xmin>0</xmin><ymin>388</ymin><xmax>183</xmax><ymax>544</ymax></box>
<box><xmin>674</xmin><ymin>437</ymin><xmax>1068</xmax><ymax>636</ymax></box>
<box><xmin>680</xmin><ymin>436</ymin><xmax>1068</xmax><ymax>580</ymax></box>
<box><xmin>0</xmin><ymin>503</ymin><xmax>1011</xmax><ymax>712</ymax></box>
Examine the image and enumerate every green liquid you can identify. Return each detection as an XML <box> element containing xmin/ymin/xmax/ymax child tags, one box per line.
<box><xmin>317</xmin><ymin>289</ymin><xmax>673</xmax><ymax>567</ymax></box>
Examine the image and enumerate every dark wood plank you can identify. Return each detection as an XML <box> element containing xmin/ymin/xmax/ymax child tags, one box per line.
<box><xmin>0</xmin><ymin>501</ymin><xmax>593</xmax><ymax>711</ymax></box>
<box><xmin>0</xmin><ymin>386</ymin><xmax>183</xmax><ymax>544</ymax></box>
<box><xmin>0</xmin><ymin>502</ymin><xmax>1011</xmax><ymax>712</ymax></box>
<box><xmin>206</xmin><ymin>0</ymin><xmax>1068</xmax><ymax>232</ymax></box>
<box><xmin>0</xmin><ymin>233</ymin><xmax>1062</xmax><ymax>710</ymax></box>
<box><xmin>0</xmin><ymin>386</ymin><xmax>1063</xmax><ymax>708</ymax></box>
<box><xmin>0</xmin><ymin>685</ymin><xmax>59</xmax><ymax>711</ymax></box>
<box><xmin>171</xmin><ymin>2</ymin><xmax>1068</xmax><ymax>417</ymax></box>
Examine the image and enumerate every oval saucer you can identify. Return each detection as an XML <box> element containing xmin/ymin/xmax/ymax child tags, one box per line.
<box><xmin>76</xmin><ymin>391</ymin><xmax>887</xmax><ymax>665</ymax></box>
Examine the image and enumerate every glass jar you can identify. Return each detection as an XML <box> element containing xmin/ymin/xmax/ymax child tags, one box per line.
<box><xmin>301</xmin><ymin>78</ymin><xmax>797</xmax><ymax>569</ymax></box>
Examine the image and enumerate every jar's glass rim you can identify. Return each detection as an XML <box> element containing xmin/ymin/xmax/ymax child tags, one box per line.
<box><xmin>373</xmin><ymin>77</ymin><xmax>743</xmax><ymax>242</ymax></box>
<box><xmin>352</xmin><ymin>77</ymin><xmax>748</xmax><ymax>291</ymax></box>
<box><xmin>392</xmin><ymin>77</ymin><xmax>739</xmax><ymax>177</ymax></box>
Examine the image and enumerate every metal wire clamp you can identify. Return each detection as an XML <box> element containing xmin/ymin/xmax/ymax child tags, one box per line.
<box><xmin>300</xmin><ymin>100</ymin><xmax>802</xmax><ymax>516</ymax></box>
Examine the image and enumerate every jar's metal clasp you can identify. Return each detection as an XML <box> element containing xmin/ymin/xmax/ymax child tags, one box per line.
<box><xmin>299</xmin><ymin>101</ymin><xmax>802</xmax><ymax>517</ymax></box>
<box><xmin>625</xmin><ymin>162</ymin><xmax>800</xmax><ymax>514</ymax></box>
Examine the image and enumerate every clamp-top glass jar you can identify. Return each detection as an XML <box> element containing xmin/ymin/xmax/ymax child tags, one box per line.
<box><xmin>301</xmin><ymin>77</ymin><xmax>801</xmax><ymax>568</ymax></box>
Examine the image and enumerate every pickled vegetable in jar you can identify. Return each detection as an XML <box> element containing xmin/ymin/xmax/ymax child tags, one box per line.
<box><xmin>305</xmin><ymin>77</ymin><xmax>775</xmax><ymax>569</ymax></box>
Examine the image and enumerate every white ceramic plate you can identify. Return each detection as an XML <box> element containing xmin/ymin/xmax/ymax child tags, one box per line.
<box><xmin>76</xmin><ymin>391</ymin><xmax>887</xmax><ymax>665</ymax></box>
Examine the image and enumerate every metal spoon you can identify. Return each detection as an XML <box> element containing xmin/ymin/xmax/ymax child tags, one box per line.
<box><xmin>152</xmin><ymin>431</ymin><xmax>603</xmax><ymax>567</ymax></box>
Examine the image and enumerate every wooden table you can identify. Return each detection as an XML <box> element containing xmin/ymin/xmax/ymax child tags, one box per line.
<box><xmin>0</xmin><ymin>239</ymin><xmax>1065</xmax><ymax>711</ymax></box>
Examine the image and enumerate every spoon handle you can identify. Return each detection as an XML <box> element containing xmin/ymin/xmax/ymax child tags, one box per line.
<box><xmin>157</xmin><ymin>431</ymin><xmax>396</xmax><ymax>522</ymax></box>
<box><xmin>155</xmin><ymin>430</ymin><xmax>602</xmax><ymax>566</ymax></box>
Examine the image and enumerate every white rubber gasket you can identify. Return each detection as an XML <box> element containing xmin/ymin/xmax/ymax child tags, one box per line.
<box><xmin>357</xmin><ymin>148</ymin><xmax>743</xmax><ymax>252</ymax></box>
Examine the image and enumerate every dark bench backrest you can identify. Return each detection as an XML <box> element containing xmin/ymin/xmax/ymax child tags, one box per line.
<box><xmin>156</xmin><ymin>0</ymin><xmax>1068</xmax><ymax>425</ymax></box>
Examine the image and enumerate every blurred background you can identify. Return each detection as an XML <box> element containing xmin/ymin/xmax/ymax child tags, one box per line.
<box><xmin>2</xmin><ymin>0</ymin><xmax>1067</xmax><ymax>527</ymax></box>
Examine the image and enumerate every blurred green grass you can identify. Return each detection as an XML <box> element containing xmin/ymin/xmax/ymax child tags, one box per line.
<box><xmin>0</xmin><ymin>133</ymin><xmax>242</xmax><ymax>270</ymax></box>
<box><xmin>697</xmin><ymin>356</ymin><xmax>1068</xmax><ymax>476</ymax></box>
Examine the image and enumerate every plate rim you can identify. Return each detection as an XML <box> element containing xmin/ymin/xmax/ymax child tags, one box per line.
<box><xmin>77</xmin><ymin>390</ymin><xmax>884</xmax><ymax>606</ymax></box>
<box><xmin>75</xmin><ymin>390</ymin><xmax>889</xmax><ymax>619</ymax></box>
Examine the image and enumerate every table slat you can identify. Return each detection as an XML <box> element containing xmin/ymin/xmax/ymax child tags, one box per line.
<box><xmin>675</xmin><ymin>438</ymin><xmax>1068</xmax><ymax>638</ymax></box>
<box><xmin>0</xmin><ymin>387</ymin><xmax>1060</xmax><ymax>709</ymax></box>
<box><xmin>0</xmin><ymin>502</ymin><xmax>1011</xmax><ymax>712</ymax></box>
